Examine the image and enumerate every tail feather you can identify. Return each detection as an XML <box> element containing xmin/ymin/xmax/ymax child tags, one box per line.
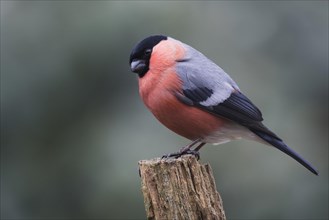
<box><xmin>251</xmin><ymin>129</ymin><xmax>318</xmax><ymax>175</ymax></box>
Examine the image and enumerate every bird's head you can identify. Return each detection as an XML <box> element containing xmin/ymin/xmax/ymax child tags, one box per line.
<box><xmin>129</xmin><ymin>35</ymin><xmax>168</xmax><ymax>77</ymax></box>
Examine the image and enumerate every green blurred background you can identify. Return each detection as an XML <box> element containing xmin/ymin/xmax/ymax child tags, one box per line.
<box><xmin>1</xmin><ymin>1</ymin><xmax>328</xmax><ymax>219</ymax></box>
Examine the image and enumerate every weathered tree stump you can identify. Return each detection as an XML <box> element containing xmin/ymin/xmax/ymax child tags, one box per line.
<box><xmin>138</xmin><ymin>155</ymin><xmax>226</xmax><ymax>220</ymax></box>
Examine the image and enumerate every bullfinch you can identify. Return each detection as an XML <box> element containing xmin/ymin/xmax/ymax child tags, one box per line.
<box><xmin>129</xmin><ymin>35</ymin><xmax>318</xmax><ymax>175</ymax></box>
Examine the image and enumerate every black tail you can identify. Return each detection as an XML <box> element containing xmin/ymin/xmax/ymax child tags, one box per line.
<box><xmin>251</xmin><ymin>129</ymin><xmax>318</xmax><ymax>175</ymax></box>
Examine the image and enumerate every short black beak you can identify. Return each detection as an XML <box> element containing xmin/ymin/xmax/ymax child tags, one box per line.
<box><xmin>130</xmin><ymin>59</ymin><xmax>146</xmax><ymax>73</ymax></box>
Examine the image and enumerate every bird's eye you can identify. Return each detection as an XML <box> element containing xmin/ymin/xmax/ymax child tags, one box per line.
<box><xmin>144</xmin><ymin>49</ymin><xmax>151</xmax><ymax>56</ymax></box>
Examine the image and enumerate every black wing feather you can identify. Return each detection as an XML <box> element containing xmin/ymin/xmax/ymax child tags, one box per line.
<box><xmin>183</xmin><ymin>87</ymin><xmax>213</xmax><ymax>103</ymax></box>
<box><xmin>217</xmin><ymin>92</ymin><xmax>263</xmax><ymax>121</ymax></box>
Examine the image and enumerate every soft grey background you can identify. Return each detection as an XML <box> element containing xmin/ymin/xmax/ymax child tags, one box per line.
<box><xmin>1</xmin><ymin>1</ymin><xmax>328</xmax><ymax>219</ymax></box>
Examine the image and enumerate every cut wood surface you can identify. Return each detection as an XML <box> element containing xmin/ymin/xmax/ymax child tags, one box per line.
<box><xmin>138</xmin><ymin>155</ymin><xmax>226</xmax><ymax>220</ymax></box>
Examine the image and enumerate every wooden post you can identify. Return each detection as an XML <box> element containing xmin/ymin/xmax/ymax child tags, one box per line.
<box><xmin>138</xmin><ymin>155</ymin><xmax>226</xmax><ymax>220</ymax></box>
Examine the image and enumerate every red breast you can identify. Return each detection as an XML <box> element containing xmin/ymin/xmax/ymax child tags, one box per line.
<box><xmin>138</xmin><ymin>39</ymin><xmax>229</xmax><ymax>140</ymax></box>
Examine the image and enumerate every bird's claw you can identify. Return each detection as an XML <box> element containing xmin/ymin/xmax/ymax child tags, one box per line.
<box><xmin>182</xmin><ymin>149</ymin><xmax>200</xmax><ymax>160</ymax></box>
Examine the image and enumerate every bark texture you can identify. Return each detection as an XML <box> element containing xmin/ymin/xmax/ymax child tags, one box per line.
<box><xmin>138</xmin><ymin>155</ymin><xmax>226</xmax><ymax>220</ymax></box>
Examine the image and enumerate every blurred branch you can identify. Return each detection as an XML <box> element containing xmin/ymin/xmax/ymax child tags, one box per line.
<box><xmin>138</xmin><ymin>155</ymin><xmax>226</xmax><ymax>220</ymax></box>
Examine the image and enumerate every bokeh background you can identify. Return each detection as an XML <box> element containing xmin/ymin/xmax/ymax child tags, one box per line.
<box><xmin>1</xmin><ymin>1</ymin><xmax>328</xmax><ymax>219</ymax></box>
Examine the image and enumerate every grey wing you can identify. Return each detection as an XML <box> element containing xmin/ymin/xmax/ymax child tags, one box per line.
<box><xmin>176</xmin><ymin>43</ymin><xmax>239</xmax><ymax>105</ymax></box>
<box><xmin>175</xmin><ymin>43</ymin><xmax>280</xmax><ymax>139</ymax></box>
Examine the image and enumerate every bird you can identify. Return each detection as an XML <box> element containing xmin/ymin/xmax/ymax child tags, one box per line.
<box><xmin>129</xmin><ymin>34</ymin><xmax>318</xmax><ymax>175</ymax></box>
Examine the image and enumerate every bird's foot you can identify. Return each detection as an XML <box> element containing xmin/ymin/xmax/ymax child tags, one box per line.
<box><xmin>161</xmin><ymin>149</ymin><xmax>200</xmax><ymax>160</ymax></box>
